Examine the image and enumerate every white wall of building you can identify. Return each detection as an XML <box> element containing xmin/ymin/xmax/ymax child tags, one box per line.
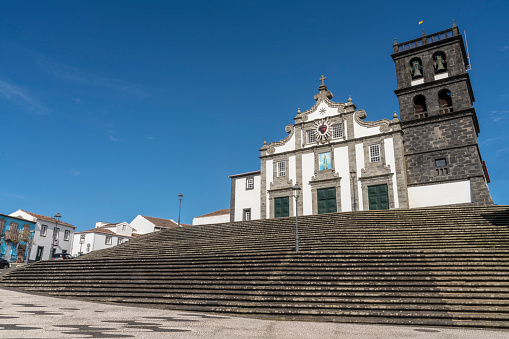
<box><xmin>355</xmin><ymin>143</ymin><xmax>365</xmax><ymax>211</ymax></box>
<box><xmin>193</xmin><ymin>214</ymin><xmax>230</xmax><ymax>225</ymax></box>
<box><xmin>408</xmin><ymin>180</ymin><xmax>472</xmax><ymax>208</ymax></box>
<box><xmin>384</xmin><ymin>138</ymin><xmax>399</xmax><ymax>208</ymax></box>
<box><xmin>129</xmin><ymin>215</ymin><xmax>156</xmax><ymax>234</ymax></box>
<box><xmin>301</xmin><ymin>153</ymin><xmax>314</xmax><ymax>216</ymax></box>
<box><xmin>10</xmin><ymin>210</ymin><xmax>75</xmax><ymax>261</ymax></box>
<box><xmin>334</xmin><ymin>146</ymin><xmax>351</xmax><ymax>212</ymax></box>
<box><xmin>233</xmin><ymin>175</ymin><xmax>261</xmax><ymax>221</ymax></box>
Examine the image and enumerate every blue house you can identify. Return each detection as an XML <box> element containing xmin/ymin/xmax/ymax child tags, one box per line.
<box><xmin>0</xmin><ymin>214</ymin><xmax>36</xmax><ymax>263</ymax></box>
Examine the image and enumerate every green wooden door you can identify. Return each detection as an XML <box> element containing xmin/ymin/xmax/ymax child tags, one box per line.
<box><xmin>274</xmin><ymin>196</ymin><xmax>290</xmax><ymax>218</ymax></box>
<box><xmin>317</xmin><ymin>187</ymin><xmax>337</xmax><ymax>214</ymax></box>
<box><xmin>368</xmin><ymin>184</ymin><xmax>389</xmax><ymax>210</ymax></box>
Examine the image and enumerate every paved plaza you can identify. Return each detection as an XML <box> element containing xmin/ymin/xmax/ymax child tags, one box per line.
<box><xmin>0</xmin><ymin>283</ymin><xmax>507</xmax><ymax>339</ymax></box>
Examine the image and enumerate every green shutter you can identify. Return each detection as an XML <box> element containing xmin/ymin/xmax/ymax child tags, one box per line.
<box><xmin>317</xmin><ymin>188</ymin><xmax>337</xmax><ymax>214</ymax></box>
<box><xmin>368</xmin><ymin>184</ymin><xmax>389</xmax><ymax>210</ymax></box>
<box><xmin>274</xmin><ymin>197</ymin><xmax>290</xmax><ymax>218</ymax></box>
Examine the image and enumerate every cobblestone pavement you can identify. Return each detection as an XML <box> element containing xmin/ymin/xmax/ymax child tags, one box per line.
<box><xmin>0</xmin><ymin>287</ymin><xmax>508</xmax><ymax>338</ymax></box>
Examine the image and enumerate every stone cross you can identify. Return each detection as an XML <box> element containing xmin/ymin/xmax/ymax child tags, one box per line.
<box><xmin>319</xmin><ymin>75</ymin><xmax>327</xmax><ymax>86</ymax></box>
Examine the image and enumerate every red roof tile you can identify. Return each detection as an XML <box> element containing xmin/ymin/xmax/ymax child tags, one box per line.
<box><xmin>20</xmin><ymin>210</ymin><xmax>76</xmax><ymax>228</ymax></box>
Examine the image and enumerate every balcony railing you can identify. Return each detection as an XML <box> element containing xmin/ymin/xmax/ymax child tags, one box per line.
<box><xmin>4</xmin><ymin>231</ymin><xmax>20</xmax><ymax>242</ymax></box>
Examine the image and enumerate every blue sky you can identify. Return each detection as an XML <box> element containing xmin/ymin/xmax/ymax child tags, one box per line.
<box><xmin>1</xmin><ymin>1</ymin><xmax>508</xmax><ymax>231</ymax></box>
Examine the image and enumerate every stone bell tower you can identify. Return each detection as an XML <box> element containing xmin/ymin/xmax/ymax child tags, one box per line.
<box><xmin>391</xmin><ymin>21</ymin><xmax>493</xmax><ymax>206</ymax></box>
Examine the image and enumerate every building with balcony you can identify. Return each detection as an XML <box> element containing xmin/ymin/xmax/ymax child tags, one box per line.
<box><xmin>0</xmin><ymin>214</ymin><xmax>36</xmax><ymax>263</ymax></box>
<box><xmin>9</xmin><ymin>210</ymin><xmax>76</xmax><ymax>261</ymax></box>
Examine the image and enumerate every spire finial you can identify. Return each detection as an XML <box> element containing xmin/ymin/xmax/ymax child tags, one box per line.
<box><xmin>348</xmin><ymin>95</ymin><xmax>352</xmax><ymax>103</ymax></box>
<box><xmin>263</xmin><ymin>139</ymin><xmax>267</xmax><ymax>146</ymax></box>
<box><xmin>452</xmin><ymin>19</ymin><xmax>456</xmax><ymax>27</ymax></box>
<box><xmin>422</xmin><ymin>29</ymin><xmax>425</xmax><ymax>37</ymax></box>
<box><xmin>393</xmin><ymin>37</ymin><xmax>397</xmax><ymax>45</ymax></box>
<box><xmin>297</xmin><ymin>108</ymin><xmax>301</xmax><ymax>114</ymax></box>
<box><xmin>393</xmin><ymin>111</ymin><xmax>398</xmax><ymax>119</ymax></box>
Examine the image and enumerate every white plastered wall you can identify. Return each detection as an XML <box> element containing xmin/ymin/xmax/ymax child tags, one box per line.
<box><xmin>408</xmin><ymin>180</ymin><xmax>472</xmax><ymax>208</ymax></box>
<box><xmin>193</xmin><ymin>214</ymin><xmax>230</xmax><ymax>225</ymax></box>
<box><xmin>354</xmin><ymin>122</ymin><xmax>384</xmax><ymax>138</ymax></box>
<box><xmin>302</xmin><ymin>153</ymin><xmax>314</xmax><ymax>216</ymax></box>
<box><xmin>355</xmin><ymin>143</ymin><xmax>365</xmax><ymax>210</ymax></box>
<box><xmin>265</xmin><ymin>160</ymin><xmax>273</xmax><ymax>218</ymax></box>
<box><xmin>334</xmin><ymin>146</ymin><xmax>351</xmax><ymax>212</ymax></box>
<box><xmin>129</xmin><ymin>215</ymin><xmax>155</xmax><ymax>234</ymax></box>
<box><xmin>234</xmin><ymin>175</ymin><xmax>261</xmax><ymax>221</ymax></box>
<box><xmin>384</xmin><ymin>138</ymin><xmax>399</xmax><ymax>208</ymax></box>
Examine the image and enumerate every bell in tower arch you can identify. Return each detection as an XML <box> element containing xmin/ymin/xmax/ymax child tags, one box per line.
<box><xmin>434</xmin><ymin>52</ymin><xmax>447</xmax><ymax>73</ymax></box>
<box><xmin>410</xmin><ymin>58</ymin><xmax>423</xmax><ymax>79</ymax></box>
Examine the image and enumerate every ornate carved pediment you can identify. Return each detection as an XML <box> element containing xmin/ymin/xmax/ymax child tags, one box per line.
<box><xmin>354</xmin><ymin>109</ymin><xmax>393</xmax><ymax>133</ymax></box>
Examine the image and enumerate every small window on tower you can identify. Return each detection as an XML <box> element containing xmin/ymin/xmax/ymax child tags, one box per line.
<box><xmin>438</xmin><ymin>89</ymin><xmax>453</xmax><ymax>114</ymax></box>
<box><xmin>369</xmin><ymin>145</ymin><xmax>381</xmax><ymax>162</ymax></box>
<box><xmin>277</xmin><ymin>161</ymin><xmax>286</xmax><ymax>177</ymax></box>
<box><xmin>414</xmin><ymin>95</ymin><xmax>428</xmax><ymax>119</ymax></box>
<box><xmin>306</xmin><ymin>130</ymin><xmax>316</xmax><ymax>144</ymax></box>
<box><xmin>435</xmin><ymin>158</ymin><xmax>448</xmax><ymax>176</ymax></box>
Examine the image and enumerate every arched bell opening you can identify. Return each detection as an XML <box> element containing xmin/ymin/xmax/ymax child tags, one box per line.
<box><xmin>413</xmin><ymin>95</ymin><xmax>428</xmax><ymax>119</ymax></box>
<box><xmin>433</xmin><ymin>52</ymin><xmax>447</xmax><ymax>74</ymax></box>
<box><xmin>409</xmin><ymin>58</ymin><xmax>423</xmax><ymax>79</ymax></box>
<box><xmin>438</xmin><ymin>89</ymin><xmax>453</xmax><ymax>114</ymax></box>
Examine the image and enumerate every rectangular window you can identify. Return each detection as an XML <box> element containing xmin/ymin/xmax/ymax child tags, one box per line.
<box><xmin>243</xmin><ymin>209</ymin><xmax>251</xmax><ymax>221</ymax></box>
<box><xmin>435</xmin><ymin>158</ymin><xmax>447</xmax><ymax>167</ymax></box>
<box><xmin>246</xmin><ymin>178</ymin><xmax>254</xmax><ymax>189</ymax></box>
<box><xmin>105</xmin><ymin>236</ymin><xmax>112</xmax><ymax>245</ymax></box>
<box><xmin>122</xmin><ymin>224</ymin><xmax>126</xmax><ymax>231</ymax></box>
<box><xmin>10</xmin><ymin>222</ymin><xmax>19</xmax><ymax>233</ymax></box>
<box><xmin>54</xmin><ymin>228</ymin><xmax>60</xmax><ymax>241</ymax></box>
<box><xmin>332</xmin><ymin>124</ymin><xmax>343</xmax><ymax>138</ymax></box>
<box><xmin>64</xmin><ymin>230</ymin><xmax>70</xmax><ymax>241</ymax></box>
<box><xmin>0</xmin><ymin>219</ymin><xmax>5</xmax><ymax>236</ymax></box>
<box><xmin>369</xmin><ymin>144</ymin><xmax>381</xmax><ymax>162</ymax></box>
<box><xmin>117</xmin><ymin>238</ymin><xmax>124</xmax><ymax>245</ymax></box>
<box><xmin>40</xmin><ymin>225</ymin><xmax>47</xmax><ymax>237</ymax></box>
<box><xmin>306</xmin><ymin>130</ymin><xmax>316</xmax><ymax>143</ymax></box>
<box><xmin>435</xmin><ymin>158</ymin><xmax>448</xmax><ymax>176</ymax></box>
<box><xmin>277</xmin><ymin>161</ymin><xmax>286</xmax><ymax>177</ymax></box>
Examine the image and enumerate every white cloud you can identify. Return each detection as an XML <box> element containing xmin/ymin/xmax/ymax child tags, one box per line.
<box><xmin>489</xmin><ymin>110</ymin><xmax>509</xmax><ymax>122</ymax></box>
<box><xmin>0</xmin><ymin>78</ymin><xmax>49</xmax><ymax>114</ymax></box>
<box><xmin>37</xmin><ymin>56</ymin><xmax>150</xmax><ymax>98</ymax></box>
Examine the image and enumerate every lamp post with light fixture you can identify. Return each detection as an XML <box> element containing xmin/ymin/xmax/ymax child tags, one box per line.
<box><xmin>350</xmin><ymin>169</ymin><xmax>357</xmax><ymax>211</ymax></box>
<box><xmin>178</xmin><ymin>193</ymin><xmax>183</xmax><ymax>227</ymax></box>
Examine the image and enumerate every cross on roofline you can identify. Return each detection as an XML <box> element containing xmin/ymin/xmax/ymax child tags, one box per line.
<box><xmin>319</xmin><ymin>75</ymin><xmax>327</xmax><ymax>85</ymax></box>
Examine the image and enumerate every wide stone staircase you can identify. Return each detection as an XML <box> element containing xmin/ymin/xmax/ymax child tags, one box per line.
<box><xmin>2</xmin><ymin>206</ymin><xmax>509</xmax><ymax>328</ymax></box>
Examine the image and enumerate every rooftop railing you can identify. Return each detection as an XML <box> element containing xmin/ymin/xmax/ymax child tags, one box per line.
<box><xmin>394</xmin><ymin>26</ymin><xmax>459</xmax><ymax>53</ymax></box>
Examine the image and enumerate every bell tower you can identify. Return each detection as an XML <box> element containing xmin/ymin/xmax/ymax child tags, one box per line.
<box><xmin>391</xmin><ymin>22</ymin><xmax>493</xmax><ymax>206</ymax></box>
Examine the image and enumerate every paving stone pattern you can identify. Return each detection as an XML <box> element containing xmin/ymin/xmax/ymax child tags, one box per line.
<box><xmin>2</xmin><ymin>206</ymin><xmax>509</xmax><ymax>329</ymax></box>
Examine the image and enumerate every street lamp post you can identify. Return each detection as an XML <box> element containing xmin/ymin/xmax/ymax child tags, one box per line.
<box><xmin>350</xmin><ymin>169</ymin><xmax>357</xmax><ymax>211</ymax></box>
<box><xmin>292</xmin><ymin>184</ymin><xmax>301</xmax><ymax>253</ymax></box>
<box><xmin>25</xmin><ymin>230</ymin><xmax>35</xmax><ymax>264</ymax></box>
<box><xmin>178</xmin><ymin>193</ymin><xmax>183</xmax><ymax>227</ymax></box>
<box><xmin>51</xmin><ymin>213</ymin><xmax>62</xmax><ymax>258</ymax></box>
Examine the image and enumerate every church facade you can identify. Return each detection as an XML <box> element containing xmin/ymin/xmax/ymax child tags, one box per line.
<box><xmin>229</xmin><ymin>23</ymin><xmax>493</xmax><ymax>222</ymax></box>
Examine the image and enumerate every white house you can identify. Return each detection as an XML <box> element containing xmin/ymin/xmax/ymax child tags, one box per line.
<box><xmin>9</xmin><ymin>210</ymin><xmax>76</xmax><ymax>261</ymax></box>
<box><xmin>72</xmin><ymin>221</ymin><xmax>136</xmax><ymax>256</ymax></box>
<box><xmin>193</xmin><ymin>209</ymin><xmax>230</xmax><ymax>225</ymax></box>
<box><xmin>130</xmin><ymin>215</ymin><xmax>189</xmax><ymax>233</ymax></box>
